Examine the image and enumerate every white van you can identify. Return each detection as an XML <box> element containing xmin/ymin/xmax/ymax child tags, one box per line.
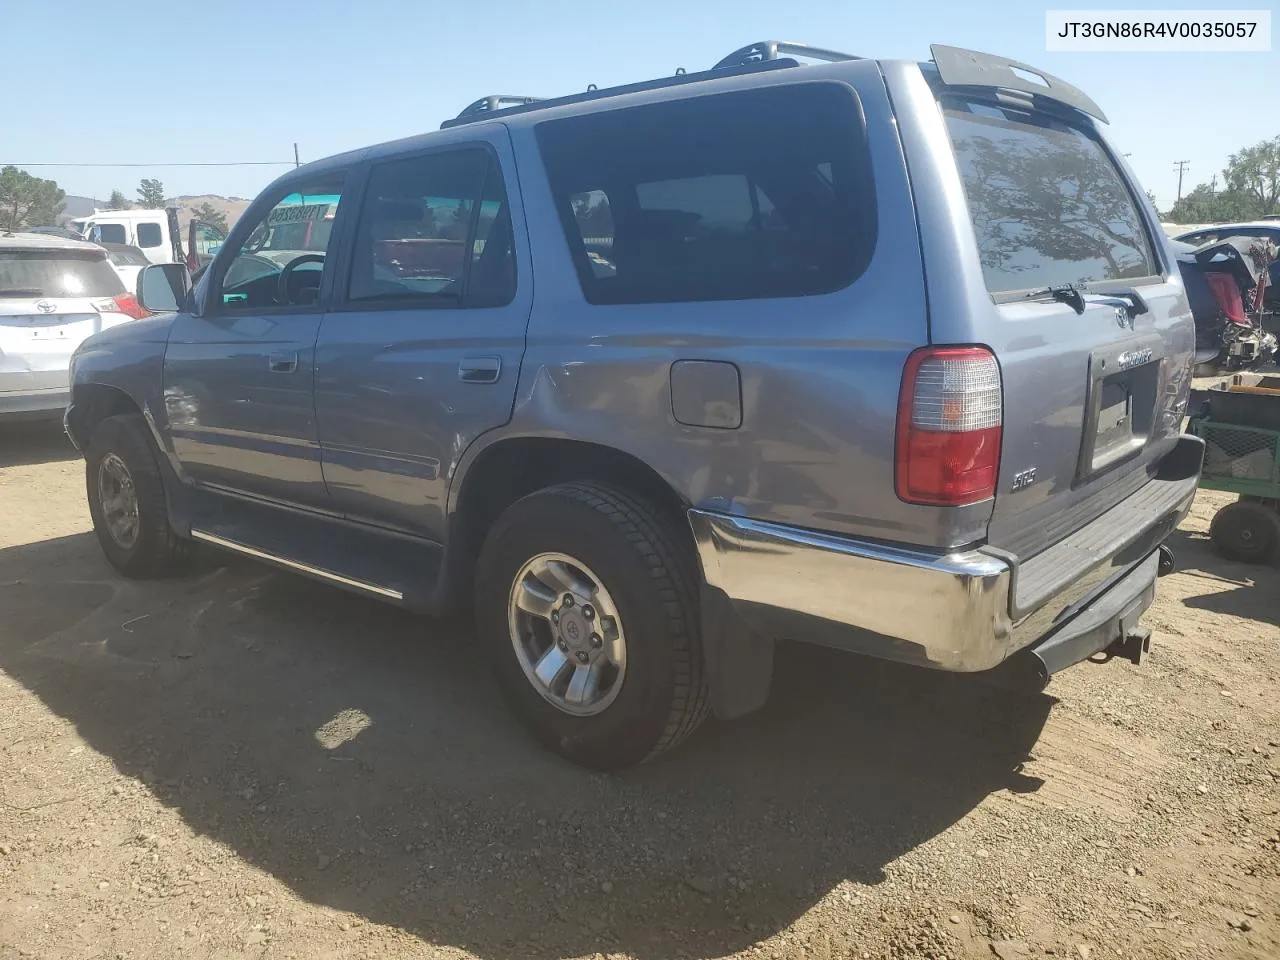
<box><xmin>71</xmin><ymin>209</ymin><xmax>227</xmax><ymax>270</ymax></box>
<box><xmin>70</xmin><ymin>209</ymin><xmax>173</xmax><ymax>264</ymax></box>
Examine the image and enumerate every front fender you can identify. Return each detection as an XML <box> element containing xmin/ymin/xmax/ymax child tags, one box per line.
<box><xmin>67</xmin><ymin>313</ymin><xmax>175</xmax><ymax>448</ymax></box>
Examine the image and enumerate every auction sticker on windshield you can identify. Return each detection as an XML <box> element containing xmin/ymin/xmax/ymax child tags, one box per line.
<box><xmin>1046</xmin><ymin>10</ymin><xmax>1271</xmax><ymax>51</ymax></box>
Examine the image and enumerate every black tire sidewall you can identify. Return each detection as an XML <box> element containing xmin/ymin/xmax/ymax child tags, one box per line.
<box><xmin>476</xmin><ymin>487</ymin><xmax>693</xmax><ymax>769</ymax></box>
<box><xmin>1210</xmin><ymin>502</ymin><xmax>1280</xmax><ymax>563</ymax></box>
<box><xmin>85</xmin><ymin>415</ymin><xmax>178</xmax><ymax>577</ymax></box>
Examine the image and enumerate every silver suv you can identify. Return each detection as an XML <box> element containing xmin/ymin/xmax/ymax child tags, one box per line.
<box><xmin>1</xmin><ymin>233</ymin><xmax>145</xmax><ymax>420</ymax></box>
<box><xmin>66</xmin><ymin>42</ymin><xmax>1201</xmax><ymax>768</ymax></box>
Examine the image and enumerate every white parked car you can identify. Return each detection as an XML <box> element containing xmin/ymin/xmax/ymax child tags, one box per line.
<box><xmin>0</xmin><ymin>233</ymin><xmax>146</xmax><ymax>420</ymax></box>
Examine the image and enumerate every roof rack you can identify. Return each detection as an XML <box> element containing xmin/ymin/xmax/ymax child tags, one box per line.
<box><xmin>711</xmin><ymin>41</ymin><xmax>859</xmax><ymax>70</ymax></box>
<box><xmin>440</xmin><ymin>56</ymin><xmax>799</xmax><ymax>129</ymax></box>
<box><xmin>449</xmin><ymin>95</ymin><xmax>543</xmax><ymax>124</ymax></box>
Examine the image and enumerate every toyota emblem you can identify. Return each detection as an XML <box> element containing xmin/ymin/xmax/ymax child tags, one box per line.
<box><xmin>1114</xmin><ymin>307</ymin><xmax>1133</xmax><ymax>330</ymax></box>
<box><xmin>35</xmin><ymin>300</ymin><xmax>57</xmax><ymax>314</ymax></box>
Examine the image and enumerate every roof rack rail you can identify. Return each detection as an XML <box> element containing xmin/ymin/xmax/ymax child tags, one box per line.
<box><xmin>450</xmin><ymin>95</ymin><xmax>543</xmax><ymax>123</ymax></box>
<box><xmin>440</xmin><ymin>58</ymin><xmax>796</xmax><ymax>129</ymax></box>
<box><xmin>712</xmin><ymin>40</ymin><xmax>859</xmax><ymax>70</ymax></box>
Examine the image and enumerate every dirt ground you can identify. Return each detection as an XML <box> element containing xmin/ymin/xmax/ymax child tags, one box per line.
<box><xmin>0</xmin><ymin>421</ymin><xmax>1276</xmax><ymax>960</ymax></box>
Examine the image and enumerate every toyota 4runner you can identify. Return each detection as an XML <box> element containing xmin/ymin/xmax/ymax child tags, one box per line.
<box><xmin>65</xmin><ymin>42</ymin><xmax>1202</xmax><ymax>768</ymax></box>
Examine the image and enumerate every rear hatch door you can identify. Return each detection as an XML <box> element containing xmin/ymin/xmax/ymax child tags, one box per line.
<box><xmin>937</xmin><ymin>96</ymin><xmax>1193</xmax><ymax>562</ymax></box>
<box><xmin>0</xmin><ymin>247</ymin><xmax>127</xmax><ymax>391</ymax></box>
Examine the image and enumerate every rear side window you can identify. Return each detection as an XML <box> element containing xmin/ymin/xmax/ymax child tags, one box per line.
<box><xmin>0</xmin><ymin>251</ymin><xmax>125</xmax><ymax>298</ymax></box>
<box><xmin>346</xmin><ymin>147</ymin><xmax>516</xmax><ymax>308</ymax></box>
<box><xmin>943</xmin><ymin>101</ymin><xmax>1156</xmax><ymax>293</ymax></box>
<box><xmin>136</xmin><ymin>222</ymin><xmax>163</xmax><ymax>248</ymax></box>
<box><xmin>537</xmin><ymin>83</ymin><xmax>876</xmax><ymax>305</ymax></box>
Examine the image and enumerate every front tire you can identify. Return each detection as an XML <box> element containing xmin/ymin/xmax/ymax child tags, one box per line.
<box><xmin>85</xmin><ymin>414</ymin><xmax>194</xmax><ymax>578</ymax></box>
<box><xmin>475</xmin><ymin>482</ymin><xmax>708</xmax><ymax>769</ymax></box>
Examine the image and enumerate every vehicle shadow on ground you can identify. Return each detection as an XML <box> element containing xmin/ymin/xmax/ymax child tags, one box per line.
<box><xmin>0</xmin><ymin>532</ymin><xmax>1052</xmax><ymax>960</ymax></box>
<box><xmin>0</xmin><ymin>420</ymin><xmax>78</xmax><ymax>468</ymax></box>
<box><xmin>1168</xmin><ymin>527</ymin><xmax>1280</xmax><ymax>627</ymax></box>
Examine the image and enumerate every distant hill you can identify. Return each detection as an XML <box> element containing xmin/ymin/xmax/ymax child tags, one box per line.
<box><xmin>166</xmin><ymin>195</ymin><xmax>252</xmax><ymax>233</ymax></box>
<box><xmin>59</xmin><ymin>195</ymin><xmax>103</xmax><ymax>222</ymax></box>
<box><xmin>57</xmin><ymin>194</ymin><xmax>251</xmax><ymax>234</ymax></box>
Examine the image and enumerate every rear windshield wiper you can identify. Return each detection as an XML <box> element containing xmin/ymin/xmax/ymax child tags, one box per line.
<box><xmin>1024</xmin><ymin>283</ymin><xmax>1086</xmax><ymax>314</ymax></box>
<box><xmin>1021</xmin><ymin>284</ymin><xmax>1150</xmax><ymax>319</ymax></box>
<box><xmin>0</xmin><ymin>287</ymin><xmax>45</xmax><ymax>298</ymax></box>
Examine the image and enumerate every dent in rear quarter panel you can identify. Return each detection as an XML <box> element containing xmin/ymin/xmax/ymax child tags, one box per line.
<box><xmin>882</xmin><ymin>60</ymin><xmax>1196</xmax><ymax>556</ymax></box>
<box><xmin>474</xmin><ymin>63</ymin><xmax>991</xmax><ymax>550</ymax></box>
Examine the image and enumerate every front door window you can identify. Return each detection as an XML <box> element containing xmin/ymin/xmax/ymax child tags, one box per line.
<box><xmin>217</xmin><ymin>179</ymin><xmax>344</xmax><ymax>309</ymax></box>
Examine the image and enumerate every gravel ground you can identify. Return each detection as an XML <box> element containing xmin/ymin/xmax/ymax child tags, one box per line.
<box><xmin>0</xmin><ymin>421</ymin><xmax>1276</xmax><ymax>960</ymax></box>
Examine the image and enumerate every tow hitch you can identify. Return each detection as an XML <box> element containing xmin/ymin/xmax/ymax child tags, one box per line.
<box><xmin>1093</xmin><ymin>625</ymin><xmax>1152</xmax><ymax>667</ymax></box>
<box><xmin>1157</xmin><ymin>543</ymin><xmax>1175</xmax><ymax>577</ymax></box>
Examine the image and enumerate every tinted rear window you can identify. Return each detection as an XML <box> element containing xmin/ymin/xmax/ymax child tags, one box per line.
<box><xmin>0</xmin><ymin>251</ymin><xmax>125</xmax><ymax>298</ymax></box>
<box><xmin>943</xmin><ymin>101</ymin><xmax>1156</xmax><ymax>293</ymax></box>
<box><xmin>536</xmin><ymin>83</ymin><xmax>876</xmax><ymax>305</ymax></box>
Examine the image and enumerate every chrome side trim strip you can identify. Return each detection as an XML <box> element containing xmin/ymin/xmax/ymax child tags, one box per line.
<box><xmin>189</xmin><ymin>529</ymin><xmax>404</xmax><ymax>601</ymax></box>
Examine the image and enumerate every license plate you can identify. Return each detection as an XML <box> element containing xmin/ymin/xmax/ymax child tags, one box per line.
<box><xmin>1080</xmin><ymin>342</ymin><xmax>1162</xmax><ymax>478</ymax></box>
<box><xmin>28</xmin><ymin>325</ymin><xmax>74</xmax><ymax>340</ymax></box>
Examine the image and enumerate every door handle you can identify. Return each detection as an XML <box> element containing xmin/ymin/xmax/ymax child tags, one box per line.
<box><xmin>269</xmin><ymin>352</ymin><xmax>298</xmax><ymax>373</ymax></box>
<box><xmin>458</xmin><ymin>356</ymin><xmax>502</xmax><ymax>384</ymax></box>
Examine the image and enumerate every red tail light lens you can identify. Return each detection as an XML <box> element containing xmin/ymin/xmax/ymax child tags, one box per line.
<box><xmin>93</xmin><ymin>294</ymin><xmax>148</xmax><ymax>320</ymax></box>
<box><xmin>896</xmin><ymin>346</ymin><xmax>1002</xmax><ymax>506</ymax></box>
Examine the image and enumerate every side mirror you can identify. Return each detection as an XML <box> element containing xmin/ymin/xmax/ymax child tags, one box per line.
<box><xmin>137</xmin><ymin>263</ymin><xmax>191</xmax><ymax>313</ymax></box>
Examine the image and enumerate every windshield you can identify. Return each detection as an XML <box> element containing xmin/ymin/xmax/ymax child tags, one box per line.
<box><xmin>943</xmin><ymin>100</ymin><xmax>1156</xmax><ymax>294</ymax></box>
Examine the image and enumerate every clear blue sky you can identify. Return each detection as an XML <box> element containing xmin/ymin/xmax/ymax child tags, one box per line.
<box><xmin>6</xmin><ymin>0</ymin><xmax>1276</xmax><ymax>210</ymax></box>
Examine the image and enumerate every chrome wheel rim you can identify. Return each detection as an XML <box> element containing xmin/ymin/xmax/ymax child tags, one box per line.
<box><xmin>508</xmin><ymin>552</ymin><xmax>627</xmax><ymax>717</ymax></box>
<box><xmin>97</xmin><ymin>453</ymin><xmax>140</xmax><ymax>550</ymax></box>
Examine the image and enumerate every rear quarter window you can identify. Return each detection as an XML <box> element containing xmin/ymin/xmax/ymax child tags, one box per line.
<box><xmin>536</xmin><ymin>82</ymin><xmax>876</xmax><ymax>305</ymax></box>
<box><xmin>136</xmin><ymin>222</ymin><xmax>163</xmax><ymax>248</ymax></box>
<box><xmin>0</xmin><ymin>250</ymin><xmax>125</xmax><ymax>298</ymax></box>
<box><xmin>943</xmin><ymin>101</ymin><xmax>1157</xmax><ymax>294</ymax></box>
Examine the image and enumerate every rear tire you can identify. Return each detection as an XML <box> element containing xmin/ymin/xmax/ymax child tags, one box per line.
<box><xmin>1209</xmin><ymin>499</ymin><xmax>1280</xmax><ymax>564</ymax></box>
<box><xmin>85</xmin><ymin>414</ymin><xmax>195</xmax><ymax>578</ymax></box>
<box><xmin>475</xmin><ymin>481</ymin><xmax>708</xmax><ymax>769</ymax></box>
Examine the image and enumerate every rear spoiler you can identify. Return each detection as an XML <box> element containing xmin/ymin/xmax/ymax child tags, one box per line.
<box><xmin>930</xmin><ymin>44</ymin><xmax>1108</xmax><ymax>124</ymax></box>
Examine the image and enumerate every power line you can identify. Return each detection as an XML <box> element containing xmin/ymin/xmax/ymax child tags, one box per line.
<box><xmin>3</xmin><ymin>161</ymin><xmax>295</xmax><ymax>168</ymax></box>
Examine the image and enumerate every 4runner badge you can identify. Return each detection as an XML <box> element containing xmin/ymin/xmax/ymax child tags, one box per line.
<box><xmin>1011</xmin><ymin>467</ymin><xmax>1038</xmax><ymax>491</ymax></box>
<box><xmin>1117</xmin><ymin>348</ymin><xmax>1153</xmax><ymax>370</ymax></box>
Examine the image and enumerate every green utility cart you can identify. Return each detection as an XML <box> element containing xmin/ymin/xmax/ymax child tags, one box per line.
<box><xmin>1188</xmin><ymin>373</ymin><xmax>1280</xmax><ymax>564</ymax></box>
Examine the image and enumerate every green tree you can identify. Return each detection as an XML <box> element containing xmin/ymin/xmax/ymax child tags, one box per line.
<box><xmin>192</xmin><ymin>201</ymin><xmax>228</xmax><ymax>233</ymax></box>
<box><xmin>0</xmin><ymin>166</ymin><xmax>66</xmax><ymax>231</ymax></box>
<box><xmin>107</xmin><ymin>190</ymin><xmax>131</xmax><ymax>210</ymax></box>
<box><xmin>1223</xmin><ymin>136</ymin><xmax>1280</xmax><ymax>213</ymax></box>
<box><xmin>136</xmin><ymin>178</ymin><xmax>166</xmax><ymax>208</ymax></box>
<box><xmin>1166</xmin><ymin>135</ymin><xmax>1280</xmax><ymax>223</ymax></box>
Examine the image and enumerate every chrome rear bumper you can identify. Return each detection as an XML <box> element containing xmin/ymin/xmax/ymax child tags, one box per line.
<box><xmin>689</xmin><ymin>437</ymin><xmax>1202</xmax><ymax>675</ymax></box>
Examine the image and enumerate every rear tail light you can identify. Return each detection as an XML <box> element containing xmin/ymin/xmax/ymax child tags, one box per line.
<box><xmin>896</xmin><ymin>346</ymin><xmax>1002</xmax><ymax>506</ymax></box>
<box><xmin>93</xmin><ymin>294</ymin><xmax>148</xmax><ymax>320</ymax></box>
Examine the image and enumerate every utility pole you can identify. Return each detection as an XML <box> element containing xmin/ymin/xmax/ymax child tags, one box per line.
<box><xmin>1173</xmin><ymin>160</ymin><xmax>1190</xmax><ymax>202</ymax></box>
<box><xmin>293</xmin><ymin>143</ymin><xmax>300</xmax><ymax>168</ymax></box>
